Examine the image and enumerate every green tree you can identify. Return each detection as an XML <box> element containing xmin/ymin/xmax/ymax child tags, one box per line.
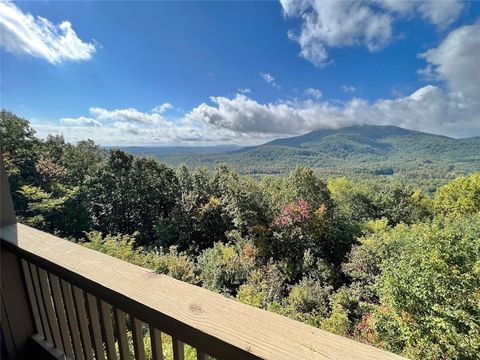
<box><xmin>434</xmin><ymin>173</ymin><xmax>480</xmax><ymax>218</ymax></box>
<box><xmin>376</xmin><ymin>215</ymin><xmax>480</xmax><ymax>359</ymax></box>
<box><xmin>86</xmin><ymin>150</ymin><xmax>179</xmax><ymax>245</ymax></box>
<box><xmin>1</xmin><ymin>110</ymin><xmax>40</xmax><ymax>209</ymax></box>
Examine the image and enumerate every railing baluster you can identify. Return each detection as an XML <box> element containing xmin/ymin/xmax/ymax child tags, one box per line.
<box><xmin>72</xmin><ymin>286</ymin><xmax>94</xmax><ymax>360</ymax></box>
<box><xmin>29</xmin><ymin>263</ymin><xmax>53</xmax><ymax>346</ymax></box>
<box><xmin>86</xmin><ymin>294</ymin><xmax>105</xmax><ymax>360</ymax></box>
<box><xmin>38</xmin><ymin>268</ymin><xmax>64</xmax><ymax>351</ymax></box>
<box><xmin>132</xmin><ymin>318</ymin><xmax>146</xmax><ymax>360</ymax></box>
<box><xmin>61</xmin><ymin>279</ymin><xmax>85</xmax><ymax>360</ymax></box>
<box><xmin>99</xmin><ymin>300</ymin><xmax>117</xmax><ymax>360</ymax></box>
<box><xmin>172</xmin><ymin>339</ymin><xmax>185</xmax><ymax>360</ymax></box>
<box><xmin>20</xmin><ymin>259</ymin><xmax>43</xmax><ymax>337</ymax></box>
<box><xmin>114</xmin><ymin>308</ymin><xmax>130</xmax><ymax>360</ymax></box>
<box><xmin>49</xmin><ymin>274</ymin><xmax>74</xmax><ymax>359</ymax></box>
<box><xmin>149</xmin><ymin>326</ymin><xmax>163</xmax><ymax>360</ymax></box>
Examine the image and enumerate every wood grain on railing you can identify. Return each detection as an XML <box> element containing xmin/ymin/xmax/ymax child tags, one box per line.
<box><xmin>20</xmin><ymin>259</ymin><xmax>43</xmax><ymax>338</ymax></box>
<box><xmin>99</xmin><ymin>300</ymin><xmax>117</xmax><ymax>360</ymax></box>
<box><xmin>49</xmin><ymin>274</ymin><xmax>74</xmax><ymax>359</ymax></box>
<box><xmin>29</xmin><ymin>263</ymin><xmax>53</xmax><ymax>346</ymax></box>
<box><xmin>150</xmin><ymin>326</ymin><xmax>163</xmax><ymax>360</ymax></box>
<box><xmin>61</xmin><ymin>279</ymin><xmax>84</xmax><ymax>359</ymax></box>
<box><xmin>1</xmin><ymin>223</ymin><xmax>406</xmax><ymax>360</ymax></box>
<box><xmin>86</xmin><ymin>293</ymin><xmax>105</xmax><ymax>360</ymax></box>
<box><xmin>114</xmin><ymin>308</ymin><xmax>130</xmax><ymax>360</ymax></box>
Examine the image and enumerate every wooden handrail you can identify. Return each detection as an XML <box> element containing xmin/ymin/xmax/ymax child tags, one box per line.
<box><xmin>1</xmin><ymin>223</ymin><xmax>406</xmax><ymax>360</ymax></box>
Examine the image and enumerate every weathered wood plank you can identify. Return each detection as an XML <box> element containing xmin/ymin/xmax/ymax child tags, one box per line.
<box><xmin>72</xmin><ymin>286</ymin><xmax>94</xmax><ymax>360</ymax></box>
<box><xmin>99</xmin><ymin>300</ymin><xmax>117</xmax><ymax>360</ymax></box>
<box><xmin>61</xmin><ymin>279</ymin><xmax>84</xmax><ymax>360</ymax></box>
<box><xmin>20</xmin><ymin>259</ymin><xmax>43</xmax><ymax>337</ymax></box>
<box><xmin>149</xmin><ymin>326</ymin><xmax>163</xmax><ymax>360</ymax></box>
<box><xmin>29</xmin><ymin>263</ymin><xmax>53</xmax><ymax>346</ymax></box>
<box><xmin>38</xmin><ymin>268</ymin><xmax>63</xmax><ymax>351</ymax></box>
<box><xmin>132</xmin><ymin>318</ymin><xmax>146</xmax><ymax>360</ymax></box>
<box><xmin>114</xmin><ymin>308</ymin><xmax>130</xmax><ymax>360</ymax></box>
<box><xmin>86</xmin><ymin>294</ymin><xmax>105</xmax><ymax>360</ymax></box>
<box><xmin>49</xmin><ymin>274</ymin><xmax>75</xmax><ymax>359</ymax></box>
<box><xmin>1</xmin><ymin>223</ymin><xmax>406</xmax><ymax>360</ymax></box>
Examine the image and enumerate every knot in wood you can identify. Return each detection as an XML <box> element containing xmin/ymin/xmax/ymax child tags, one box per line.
<box><xmin>189</xmin><ymin>303</ymin><xmax>203</xmax><ymax>315</ymax></box>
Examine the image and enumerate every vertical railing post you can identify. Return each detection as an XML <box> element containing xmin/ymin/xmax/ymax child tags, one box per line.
<box><xmin>1</xmin><ymin>153</ymin><xmax>36</xmax><ymax>358</ymax></box>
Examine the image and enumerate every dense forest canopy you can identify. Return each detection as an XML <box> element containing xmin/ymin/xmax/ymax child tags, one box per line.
<box><xmin>2</xmin><ymin>110</ymin><xmax>479</xmax><ymax>359</ymax></box>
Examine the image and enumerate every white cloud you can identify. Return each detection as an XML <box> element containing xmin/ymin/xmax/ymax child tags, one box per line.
<box><xmin>34</xmin><ymin>22</ymin><xmax>480</xmax><ymax>144</ymax></box>
<box><xmin>187</xmin><ymin>94</ymin><xmax>304</xmax><ymax>135</ymax></box>
<box><xmin>38</xmin><ymin>101</ymin><xmax>262</xmax><ymax>145</ymax></box>
<box><xmin>305</xmin><ymin>87</ymin><xmax>322</xmax><ymax>99</ymax></box>
<box><xmin>260</xmin><ymin>72</ymin><xmax>275</xmax><ymax>83</ymax></box>
<box><xmin>152</xmin><ymin>103</ymin><xmax>173</xmax><ymax>114</ymax></box>
<box><xmin>114</xmin><ymin>122</ymin><xmax>140</xmax><ymax>135</ymax></box>
<box><xmin>342</xmin><ymin>85</ymin><xmax>357</xmax><ymax>93</ymax></box>
<box><xmin>238</xmin><ymin>88</ymin><xmax>251</xmax><ymax>94</ymax></box>
<box><xmin>379</xmin><ymin>0</ymin><xmax>463</xmax><ymax>27</ymax></box>
<box><xmin>260</xmin><ymin>72</ymin><xmax>280</xmax><ymax>88</ymax></box>
<box><xmin>186</xmin><ymin>85</ymin><xmax>478</xmax><ymax>139</ymax></box>
<box><xmin>280</xmin><ymin>0</ymin><xmax>464</xmax><ymax>67</ymax></box>
<box><xmin>89</xmin><ymin>107</ymin><xmax>166</xmax><ymax>124</ymax></box>
<box><xmin>419</xmin><ymin>22</ymin><xmax>480</xmax><ymax>99</ymax></box>
<box><xmin>0</xmin><ymin>1</ymin><xmax>96</xmax><ymax>63</ymax></box>
<box><xmin>416</xmin><ymin>0</ymin><xmax>463</xmax><ymax>27</ymax></box>
<box><xmin>281</xmin><ymin>0</ymin><xmax>393</xmax><ymax>67</ymax></box>
<box><xmin>60</xmin><ymin>116</ymin><xmax>102</xmax><ymax>127</ymax></box>
<box><xmin>187</xmin><ymin>22</ymin><xmax>480</xmax><ymax>139</ymax></box>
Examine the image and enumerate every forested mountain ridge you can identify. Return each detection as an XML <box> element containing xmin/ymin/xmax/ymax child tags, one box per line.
<box><xmin>154</xmin><ymin>125</ymin><xmax>480</xmax><ymax>178</ymax></box>
<box><xmin>2</xmin><ymin>110</ymin><xmax>480</xmax><ymax>360</ymax></box>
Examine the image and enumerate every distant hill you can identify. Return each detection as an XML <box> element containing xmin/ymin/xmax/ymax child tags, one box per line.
<box><xmin>133</xmin><ymin>125</ymin><xmax>480</xmax><ymax>180</ymax></box>
<box><xmin>108</xmin><ymin>145</ymin><xmax>242</xmax><ymax>157</ymax></box>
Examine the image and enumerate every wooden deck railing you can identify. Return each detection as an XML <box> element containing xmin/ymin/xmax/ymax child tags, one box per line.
<box><xmin>0</xmin><ymin>223</ymin><xmax>406</xmax><ymax>360</ymax></box>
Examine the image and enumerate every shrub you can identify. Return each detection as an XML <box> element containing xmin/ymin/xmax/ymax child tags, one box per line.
<box><xmin>284</xmin><ymin>277</ymin><xmax>332</xmax><ymax>327</ymax></box>
<box><xmin>197</xmin><ymin>238</ymin><xmax>255</xmax><ymax>295</ymax></box>
<box><xmin>237</xmin><ymin>262</ymin><xmax>286</xmax><ymax>309</ymax></box>
<box><xmin>83</xmin><ymin>232</ymin><xmax>198</xmax><ymax>284</ymax></box>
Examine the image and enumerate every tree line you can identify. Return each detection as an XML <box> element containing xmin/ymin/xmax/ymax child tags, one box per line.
<box><xmin>2</xmin><ymin>110</ymin><xmax>479</xmax><ymax>359</ymax></box>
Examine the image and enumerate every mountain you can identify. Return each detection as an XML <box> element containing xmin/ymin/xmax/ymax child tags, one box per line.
<box><xmin>140</xmin><ymin>125</ymin><xmax>480</xmax><ymax>179</ymax></box>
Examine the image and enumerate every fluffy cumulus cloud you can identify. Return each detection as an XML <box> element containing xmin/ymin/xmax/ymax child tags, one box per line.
<box><xmin>38</xmin><ymin>21</ymin><xmax>479</xmax><ymax>144</ymax></box>
<box><xmin>185</xmin><ymin>21</ymin><xmax>480</xmax><ymax>139</ymax></box>
<box><xmin>89</xmin><ymin>107</ymin><xmax>167</xmax><ymax>124</ymax></box>
<box><xmin>0</xmin><ymin>1</ymin><xmax>96</xmax><ymax>63</ymax></box>
<box><xmin>280</xmin><ymin>0</ymin><xmax>464</xmax><ymax>67</ymax></box>
<box><xmin>60</xmin><ymin>116</ymin><xmax>102</xmax><ymax>127</ymax></box>
<box><xmin>35</xmin><ymin>105</ymin><xmax>264</xmax><ymax>145</ymax></box>
<box><xmin>419</xmin><ymin>22</ymin><xmax>480</xmax><ymax>99</ymax></box>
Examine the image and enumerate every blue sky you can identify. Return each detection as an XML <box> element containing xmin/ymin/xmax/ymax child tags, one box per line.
<box><xmin>1</xmin><ymin>0</ymin><xmax>479</xmax><ymax>145</ymax></box>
